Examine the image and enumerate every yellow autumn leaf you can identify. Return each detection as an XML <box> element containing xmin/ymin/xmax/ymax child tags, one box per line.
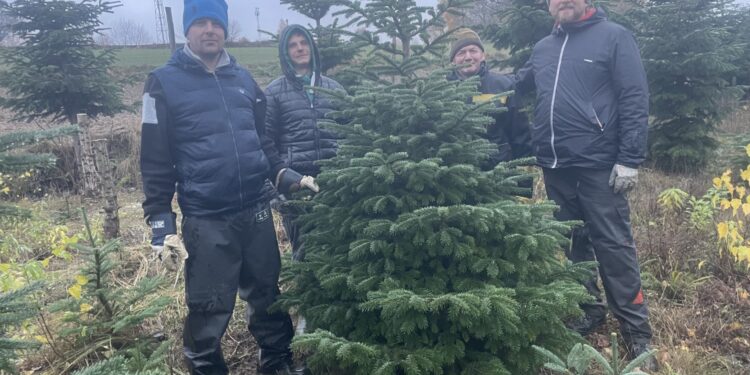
<box><xmin>732</xmin><ymin>199</ymin><xmax>742</xmax><ymax>213</ymax></box>
<box><xmin>34</xmin><ymin>335</ymin><xmax>48</xmax><ymax>344</ymax></box>
<box><xmin>67</xmin><ymin>284</ymin><xmax>82</xmax><ymax>300</ymax></box>
<box><xmin>0</xmin><ymin>186</ymin><xmax>9</xmax><ymax>194</ymax></box>
<box><xmin>713</xmin><ymin>177</ymin><xmax>723</xmax><ymax>189</ymax></box>
<box><xmin>721</xmin><ymin>199</ymin><xmax>731</xmax><ymax>210</ymax></box>
<box><xmin>743</xmin><ymin>203</ymin><xmax>750</xmax><ymax>216</ymax></box>
<box><xmin>75</xmin><ymin>274</ymin><xmax>88</xmax><ymax>285</ymax></box>
<box><xmin>742</xmin><ymin>167</ymin><xmax>750</xmax><ymax>182</ymax></box>
<box><xmin>41</xmin><ymin>257</ymin><xmax>50</xmax><ymax>268</ymax></box>
<box><xmin>717</xmin><ymin>222</ymin><xmax>729</xmax><ymax>239</ymax></box>
<box><xmin>745</xmin><ymin>144</ymin><xmax>750</xmax><ymax>157</ymax></box>
<box><xmin>79</xmin><ymin>303</ymin><xmax>93</xmax><ymax>313</ymax></box>
<box><xmin>738</xmin><ymin>186</ymin><xmax>747</xmax><ymax>198</ymax></box>
<box><xmin>728</xmin><ymin>322</ymin><xmax>744</xmax><ymax>332</ymax></box>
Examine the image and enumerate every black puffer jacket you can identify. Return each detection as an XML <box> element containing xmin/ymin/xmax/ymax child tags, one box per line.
<box><xmin>264</xmin><ymin>25</ymin><xmax>344</xmax><ymax>177</ymax></box>
<box><xmin>447</xmin><ymin>62</ymin><xmax>531</xmax><ymax>168</ymax></box>
<box><xmin>516</xmin><ymin>8</ymin><xmax>648</xmax><ymax>169</ymax></box>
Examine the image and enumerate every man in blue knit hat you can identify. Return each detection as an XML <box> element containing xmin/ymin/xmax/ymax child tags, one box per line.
<box><xmin>140</xmin><ymin>0</ymin><xmax>311</xmax><ymax>374</ymax></box>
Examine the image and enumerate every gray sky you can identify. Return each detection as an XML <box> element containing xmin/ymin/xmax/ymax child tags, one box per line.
<box><xmin>104</xmin><ymin>0</ymin><xmax>750</xmax><ymax>43</ymax></box>
<box><xmin>104</xmin><ymin>0</ymin><xmax>438</xmax><ymax>43</ymax></box>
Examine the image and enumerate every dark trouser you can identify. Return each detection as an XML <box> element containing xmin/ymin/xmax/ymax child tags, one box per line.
<box><xmin>543</xmin><ymin>167</ymin><xmax>652</xmax><ymax>345</ymax></box>
<box><xmin>281</xmin><ymin>211</ymin><xmax>304</xmax><ymax>262</ymax></box>
<box><xmin>181</xmin><ymin>202</ymin><xmax>294</xmax><ymax>375</ymax></box>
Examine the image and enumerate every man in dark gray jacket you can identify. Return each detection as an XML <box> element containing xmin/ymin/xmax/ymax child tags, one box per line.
<box><xmin>516</xmin><ymin>0</ymin><xmax>656</xmax><ymax>369</ymax></box>
<box><xmin>265</xmin><ymin>25</ymin><xmax>344</xmax><ymax>262</ymax></box>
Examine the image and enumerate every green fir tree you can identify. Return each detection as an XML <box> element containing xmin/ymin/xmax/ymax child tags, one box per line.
<box><xmin>277</xmin><ymin>4</ymin><xmax>592</xmax><ymax>374</ymax></box>
<box><xmin>334</xmin><ymin>0</ymin><xmax>472</xmax><ymax>78</ymax></box>
<box><xmin>48</xmin><ymin>210</ymin><xmax>171</xmax><ymax>373</ymax></box>
<box><xmin>0</xmin><ymin>0</ymin><xmax>126</xmax><ymax>125</ymax></box>
<box><xmin>627</xmin><ymin>0</ymin><xmax>744</xmax><ymax>172</ymax></box>
<box><xmin>481</xmin><ymin>0</ymin><xmax>552</xmax><ymax>71</ymax></box>
<box><xmin>0</xmin><ymin>283</ymin><xmax>42</xmax><ymax>374</ymax></box>
<box><xmin>0</xmin><ymin>126</ymin><xmax>77</xmax><ymax>218</ymax></box>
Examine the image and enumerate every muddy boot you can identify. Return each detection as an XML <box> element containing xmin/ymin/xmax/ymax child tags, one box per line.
<box><xmin>627</xmin><ymin>342</ymin><xmax>659</xmax><ymax>373</ymax></box>
<box><xmin>566</xmin><ymin>313</ymin><xmax>605</xmax><ymax>337</ymax></box>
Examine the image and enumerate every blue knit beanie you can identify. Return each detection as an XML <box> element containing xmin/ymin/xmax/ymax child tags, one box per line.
<box><xmin>183</xmin><ymin>0</ymin><xmax>228</xmax><ymax>37</ymax></box>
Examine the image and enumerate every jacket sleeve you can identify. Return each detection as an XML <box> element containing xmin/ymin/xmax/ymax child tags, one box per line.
<box><xmin>514</xmin><ymin>58</ymin><xmax>536</xmax><ymax>96</ymax></box>
<box><xmin>508</xmin><ymin>93</ymin><xmax>533</xmax><ymax>159</ymax></box>
<box><xmin>256</xmin><ymin>82</ymin><xmax>285</xmax><ymax>179</ymax></box>
<box><xmin>140</xmin><ymin>74</ymin><xmax>177</xmax><ymax>220</ymax></box>
<box><xmin>611</xmin><ymin>30</ymin><xmax>649</xmax><ymax>168</ymax></box>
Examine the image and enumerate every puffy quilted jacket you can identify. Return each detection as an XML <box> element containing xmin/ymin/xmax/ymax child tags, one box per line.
<box><xmin>264</xmin><ymin>24</ymin><xmax>344</xmax><ymax>177</ymax></box>
<box><xmin>140</xmin><ymin>47</ymin><xmax>283</xmax><ymax>218</ymax></box>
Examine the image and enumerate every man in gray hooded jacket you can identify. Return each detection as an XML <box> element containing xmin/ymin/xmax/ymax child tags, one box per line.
<box><xmin>265</xmin><ymin>25</ymin><xmax>344</xmax><ymax>262</ymax></box>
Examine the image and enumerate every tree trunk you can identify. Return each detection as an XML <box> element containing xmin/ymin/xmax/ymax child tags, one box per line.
<box><xmin>77</xmin><ymin>114</ymin><xmax>100</xmax><ymax>197</ymax></box>
<box><xmin>93</xmin><ymin>139</ymin><xmax>119</xmax><ymax>239</ymax></box>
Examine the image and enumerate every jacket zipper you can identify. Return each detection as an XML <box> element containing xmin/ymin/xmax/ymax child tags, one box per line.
<box><xmin>550</xmin><ymin>33</ymin><xmax>569</xmax><ymax>169</ymax></box>
<box><xmin>307</xmin><ymin>87</ymin><xmax>321</xmax><ymax>162</ymax></box>
<box><xmin>594</xmin><ymin>111</ymin><xmax>604</xmax><ymax>131</ymax></box>
<box><xmin>213</xmin><ymin>72</ymin><xmax>245</xmax><ymax>208</ymax></box>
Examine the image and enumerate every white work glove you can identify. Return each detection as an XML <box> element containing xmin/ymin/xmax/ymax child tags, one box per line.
<box><xmin>276</xmin><ymin>168</ymin><xmax>319</xmax><ymax>194</ymax></box>
<box><xmin>608</xmin><ymin>164</ymin><xmax>638</xmax><ymax>194</ymax></box>
<box><xmin>151</xmin><ymin>234</ymin><xmax>188</xmax><ymax>272</ymax></box>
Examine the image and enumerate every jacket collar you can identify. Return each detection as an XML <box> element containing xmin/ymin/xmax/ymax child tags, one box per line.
<box><xmin>553</xmin><ymin>7</ymin><xmax>606</xmax><ymax>36</ymax></box>
<box><xmin>169</xmin><ymin>45</ymin><xmax>234</xmax><ymax>75</ymax></box>
<box><xmin>447</xmin><ymin>61</ymin><xmax>488</xmax><ymax>81</ymax></box>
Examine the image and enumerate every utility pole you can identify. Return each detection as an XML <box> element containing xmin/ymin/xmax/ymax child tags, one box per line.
<box><xmin>153</xmin><ymin>0</ymin><xmax>168</xmax><ymax>44</ymax></box>
<box><xmin>255</xmin><ymin>7</ymin><xmax>261</xmax><ymax>41</ymax></box>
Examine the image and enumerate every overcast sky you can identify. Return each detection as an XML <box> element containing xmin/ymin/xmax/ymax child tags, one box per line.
<box><xmin>103</xmin><ymin>0</ymin><xmax>438</xmax><ymax>43</ymax></box>
<box><xmin>104</xmin><ymin>0</ymin><xmax>750</xmax><ymax>43</ymax></box>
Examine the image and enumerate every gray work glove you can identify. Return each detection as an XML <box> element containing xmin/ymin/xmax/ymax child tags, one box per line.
<box><xmin>151</xmin><ymin>234</ymin><xmax>188</xmax><ymax>272</ymax></box>
<box><xmin>275</xmin><ymin>168</ymin><xmax>319</xmax><ymax>194</ymax></box>
<box><xmin>608</xmin><ymin>164</ymin><xmax>638</xmax><ymax>194</ymax></box>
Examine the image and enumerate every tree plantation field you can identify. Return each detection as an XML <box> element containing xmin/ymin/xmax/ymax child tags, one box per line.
<box><xmin>111</xmin><ymin>46</ymin><xmax>279</xmax><ymax>68</ymax></box>
<box><xmin>1</xmin><ymin>0</ymin><xmax>750</xmax><ymax>374</ymax></box>
<box><xmin>0</xmin><ymin>75</ymin><xmax>748</xmax><ymax>375</ymax></box>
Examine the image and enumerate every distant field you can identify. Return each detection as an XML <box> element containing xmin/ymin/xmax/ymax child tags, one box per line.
<box><xmin>113</xmin><ymin>46</ymin><xmax>279</xmax><ymax>68</ymax></box>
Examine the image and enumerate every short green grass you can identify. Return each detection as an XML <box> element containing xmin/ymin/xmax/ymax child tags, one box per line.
<box><xmin>113</xmin><ymin>46</ymin><xmax>278</xmax><ymax>69</ymax></box>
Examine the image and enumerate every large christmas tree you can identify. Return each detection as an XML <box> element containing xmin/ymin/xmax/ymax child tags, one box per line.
<box><xmin>277</xmin><ymin>1</ymin><xmax>591</xmax><ymax>374</ymax></box>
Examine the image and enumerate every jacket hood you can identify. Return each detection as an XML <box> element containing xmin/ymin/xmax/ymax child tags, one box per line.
<box><xmin>278</xmin><ymin>24</ymin><xmax>321</xmax><ymax>88</ymax></box>
<box><xmin>553</xmin><ymin>7</ymin><xmax>607</xmax><ymax>36</ymax></box>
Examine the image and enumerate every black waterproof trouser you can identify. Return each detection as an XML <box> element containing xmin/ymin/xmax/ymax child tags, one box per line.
<box><xmin>281</xmin><ymin>211</ymin><xmax>304</xmax><ymax>262</ymax></box>
<box><xmin>181</xmin><ymin>201</ymin><xmax>294</xmax><ymax>375</ymax></box>
<box><xmin>543</xmin><ymin>167</ymin><xmax>653</xmax><ymax>345</ymax></box>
